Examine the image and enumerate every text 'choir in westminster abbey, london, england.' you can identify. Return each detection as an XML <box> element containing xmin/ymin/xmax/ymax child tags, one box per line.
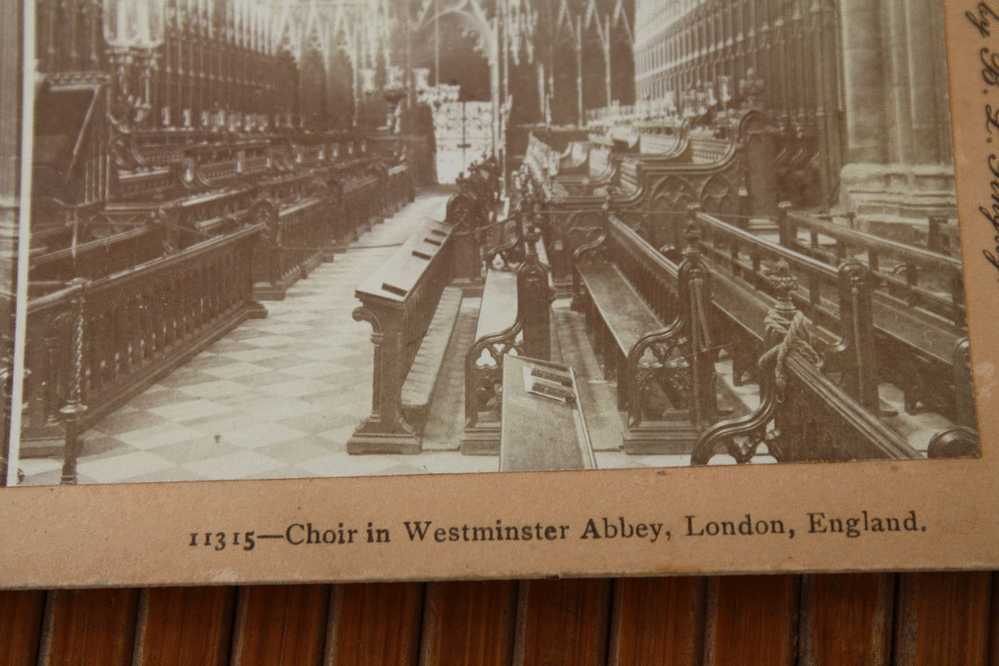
<box><xmin>0</xmin><ymin>0</ymin><xmax>977</xmax><ymax>488</ymax></box>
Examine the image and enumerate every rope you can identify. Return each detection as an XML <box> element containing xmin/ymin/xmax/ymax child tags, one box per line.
<box><xmin>758</xmin><ymin>310</ymin><xmax>822</xmax><ymax>398</ymax></box>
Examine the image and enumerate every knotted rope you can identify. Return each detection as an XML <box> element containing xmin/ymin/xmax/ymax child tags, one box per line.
<box><xmin>758</xmin><ymin>309</ymin><xmax>822</xmax><ymax>398</ymax></box>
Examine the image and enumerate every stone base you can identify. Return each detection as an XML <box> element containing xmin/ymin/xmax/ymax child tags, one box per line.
<box><xmin>461</xmin><ymin>424</ymin><xmax>500</xmax><ymax>455</ymax></box>
<box><xmin>839</xmin><ymin>162</ymin><xmax>956</xmax><ymax>223</ymax></box>
<box><xmin>346</xmin><ymin>430</ymin><xmax>421</xmax><ymax>455</ymax></box>
<box><xmin>623</xmin><ymin>420</ymin><xmax>699</xmax><ymax>455</ymax></box>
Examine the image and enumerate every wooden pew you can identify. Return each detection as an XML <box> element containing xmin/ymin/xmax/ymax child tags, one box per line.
<box><xmin>462</xmin><ymin>227</ymin><xmax>553</xmax><ymax>455</ymax></box>
<box><xmin>348</xmin><ymin>215</ymin><xmax>460</xmax><ymax>454</ymax></box>
<box><xmin>535</xmin><ymin>108</ymin><xmax>776</xmax><ymax>291</ymax></box>
<box><xmin>569</xmin><ymin>200</ymin><xmax>974</xmax><ymax>462</ymax></box>
<box><xmin>499</xmin><ymin>355</ymin><xmax>596</xmax><ymax>472</ymax></box>
<box><xmin>22</xmin><ymin>223</ymin><xmax>267</xmax><ymax>472</ymax></box>
<box><xmin>571</xmin><ymin>216</ymin><xmax>717</xmax><ymax>454</ymax></box>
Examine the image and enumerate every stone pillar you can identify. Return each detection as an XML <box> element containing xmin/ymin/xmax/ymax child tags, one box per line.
<box><xmin>839</xmin><ymin>0</ymin><xmax>887</xmax><ymax>164</ymax></box>
<box><xmin>905</xmin><ymin>0</ymin><xmax>944</xmax><ymax>165</ymax></box>
<box><xmin>884</xmin><ymin>0</ymin><xmax>913</xmax><ymax>167</ymax></box>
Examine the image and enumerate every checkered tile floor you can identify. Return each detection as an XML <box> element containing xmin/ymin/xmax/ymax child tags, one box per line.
<box><xmin>20</xmin><ymin>192</ymin><xmax>498</xmax><ymax>486</ymax></box>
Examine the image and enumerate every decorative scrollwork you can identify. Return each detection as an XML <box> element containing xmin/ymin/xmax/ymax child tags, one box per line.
<box><xmin>464</xmin><ymin>321</ymin><xmax>525</xmax><ymax>429</ymax></box>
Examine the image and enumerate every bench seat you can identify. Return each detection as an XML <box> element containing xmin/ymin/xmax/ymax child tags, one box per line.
<box><xmin>401</xmin><ymin>286</ymin><xmax>463</xmax><ymax>434</ymax></box>
<box><xmin>576</xmin><ymin>262</ymin><xmax>663</xmax><ymax>364</ymax></box>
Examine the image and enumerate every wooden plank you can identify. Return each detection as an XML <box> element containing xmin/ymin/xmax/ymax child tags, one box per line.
<box><xmin>420</xmin><ymin>581</ymin><xmax>518</xmax><ymax>666</ymax></box>
<box><xmin>798</xmin><ymin>574</ymin><xmax>892</xmax><ymax>666</ymax></box>
<box><xmin>38</xmin><ymin>589</ymin><xmax>139</xmax><ymax>666</ymax></box>
<box><xmin>702</xmin><ymin>576</ymin><xmax>798</xmax><ymax>666</ymax></box>
<box><xmin>231</xmin><ymin>585</ymin><xmax>330</xmax><ymax>666</ymax></box>
<box><xmin>0</xmin><ymin>590</ymin><xmax>46</xmax><ymax>666</ymax></box>
<box><xmin>577</xmin><ymin>263</ymin><xmax>661</xmax><ymax>355</ymax></box>
<box><xmin>326</xmin><ymin>583</ymin><xmax>423</xmax><ymax>666</ymax></box>
<box><xmin>894</xmin><ymin>572</ymin><xmax>992</xmax><ymax>666</ymax></box>
<box><xmin>607</xmin><ymin>577</ymin><xmax>705</xmax><ymax>666</ymax></box>
<box><xmin>133</xmin><ymin>587</ymin><xmax>235</xmax><ymax>666</ymax></box>
<box><xmin>513</xmin><ymin>579</ymin><xmax>611</xmax><ymax>666</ymax></box>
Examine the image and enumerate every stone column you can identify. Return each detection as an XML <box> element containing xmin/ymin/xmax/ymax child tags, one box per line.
<box><xmin>905</xmin><ymin>0</ymin><xmax>944</xmax><ymax>165</ymax></box>
<box><xmin>884</xmin><ymin>0</ymin><xmax>913</xmax><ymax>166</ymax></box>
<box><xmin>839</xmin><ymin>0</ymin><xmax>887</xmax><ymax>164</ymax></box>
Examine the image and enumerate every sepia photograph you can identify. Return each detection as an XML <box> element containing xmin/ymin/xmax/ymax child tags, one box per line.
<box><xmin>0</xmin><ymin>0</ymin><xmax>979</xmax><ymax>492</ymax></box>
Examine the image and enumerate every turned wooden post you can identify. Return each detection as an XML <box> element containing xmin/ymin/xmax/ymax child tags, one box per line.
<box><xmin>776</xmin><ymin>200</ymin><xmax>795</xmax><ymax>247</ymax></box>
<box><xmin>837</xmin><ymin>260</ymin><xmax>879</xmax><ymax>413</ymax></box>
<box><xmin>681</xmin><ymin>225</ymin><xmax>717</xmax><ymax>429</ymax></box>
<box><xmin>685</xmin><ymin>203</ymin><xmax>703</xmax><ymax>250</ymax></box>
<box><xmin>60</xmin><ymin>279</ymin><xmax>90</xmax><ymax>485</ymax></box>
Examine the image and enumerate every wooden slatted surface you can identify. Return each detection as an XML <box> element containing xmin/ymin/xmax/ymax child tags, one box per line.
<box><xmin>0</xmin><ymin>574</ymin><xmax>994</xmax><ymax>664</ymax></box>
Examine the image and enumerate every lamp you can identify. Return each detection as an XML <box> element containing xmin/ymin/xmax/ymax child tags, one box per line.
<box><xmin>103</xmin><ymin>0</ymin><xmax>165</xmax><ymax>128</ymax></box>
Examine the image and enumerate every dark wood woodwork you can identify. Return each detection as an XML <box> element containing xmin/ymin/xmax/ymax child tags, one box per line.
<box><xmin>133</xmin><ymin>587</ymin><xmax>236</xmax><ymax>666</ymax></box>
<box><xmin>463</xmin><ymin>223</ymin><xmax>554</xmax><ymax>455</ymax></box>
<box><xmin>231</xmin><ymin>585</ymin><xmax>331</xmax><ymax>666</ymax></box>
<box><xmin>420</xmin><ymin>581</ymin><xmax>518</xmax><ymax>666</ymax></box>
<box><xmin>0</xmin><ymin>590</ymin><xmax>46</xmax><ymax>666</ymax></box>
<box><xmin>38</xmin><ymin>589</ymin><xmax>139</xmax><ymax>666</ymax></box>
<box><xmin>893</xmin><ymin>573</ymin><xmax>992</xmax><ymax>666</ymax></box>
<box><xmin>799</xmin><ymin>574</ymin><xmax>893</xmax><ymax>666</ymax></box>
<box><xmin>2</xmin><ymin>574</ymin><xmax>999</xmax><ymax>662</ymax></box>
<box><xmin>514</xmin><ymin>579</ymin><xmax>612</xmax><ymax>666</ymax></box>
<box><xmin>21</xmin><ymin>224</ymin><xmax>267</xmax><ymax>467</ymax></box>
<box><xmin>608</xmin><ymin>577</ymin><xmax>705</xmax><ymax>666</ymax></box>
<box><xmin>702</xmin><ymin>576</ymin><xmax>799</xmax><ymax>666</ymax></box>
<box><xmin>347</xmin><ymin>215</ymin><xmax>457</xmax><ymax>454</ymax></box>
<box><xmin>326</xmin><ymin>583</ymin><xmax>423</xmax><ymax>666</ymax></box>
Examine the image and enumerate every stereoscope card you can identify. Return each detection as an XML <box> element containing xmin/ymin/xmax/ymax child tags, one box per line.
<box><xmin>0</xmin><ymin>0</ymin><xmax>997</xmax><ymax>588</ymax></box>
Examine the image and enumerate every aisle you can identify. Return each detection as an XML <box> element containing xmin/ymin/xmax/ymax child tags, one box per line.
<box><xmin>20</xmin><ymin>191</ymin><xmax>496</xmax><ymax>485</ymax></box>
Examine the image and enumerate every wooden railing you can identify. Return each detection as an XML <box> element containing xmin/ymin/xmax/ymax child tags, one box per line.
<box><xmin>691</xmin><ymin>263</ymin><xmax>922</xmax><ymax>465</ymax></box>
<box><xmin>569</xmin><ymin>202</ymin><xmax>975</xmax><ymax>462</ymax></box>
<box><xmin>29</xmin><ymin>222</ymin><xmax>167</xmax><ymax>286</ymax></box>
<box><xmin>251</xmin><ymin>195</ymin><xmax>331</xmax><ymax>300</ymax></box>
<box><xmin>347</xmin><ymin>217</ymin><xmax>457</xmax><ymax>454</ymax></box>
<box><xmin>780</xmin><ymin>207</ymin><xmax>965</xmax><ymax>326</ymax></box>
<box><xmin>693</xmin><ymin>207</ymin><xmax>971</xmax><ymax>428</ymax></box>
<box><xmin>22</xmin><ymin>224</ymin><xmax>267</xmax><ymax>479</ymax></box>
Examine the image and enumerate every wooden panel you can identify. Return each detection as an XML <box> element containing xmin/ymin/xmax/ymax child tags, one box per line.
<box><xmin>326</xmin><ymin>583</ymin><xmax>423</xmax><ymax>666</ymax></box>
<box><xmin>420</xmin><ymin>580</ymin><xmax>518</xmax><ymax>666</ymax></box>
<box><xmin>702</xmin><ymin>576</ymin><xmax>798</xmax><ymax>666</ymax></box>
<box><xmin>38</xmin><ymin>589</ymin><xmax>139</xmax><ymax>666</ymax></box>
<box><xmin>608</xmin><ymin>577</ymin><xmax>705</xmax><ymax>666</ymax></box>
<box><xmin>514</xmin><ymin>579</ymin><xmax>611</xmax><ymax>666</ymax></box>
<box><xmin>992</xmin><ymin>573</ymin><xmax>999</xmax><ymax>666</ymax></box>
<box><xmin>231</xmin><ymin>585</ymin><xmax>330</xmax><ymax>666</ymax></box>
<box><xmin>0</xmin><ymin>590</ymin><xmax>46</xmax><ymax>666</ymax></box>
<box><xmin>133</xmin><ymin>587</ymin><xmax>235</xmax><ymax>666</ymax></box>
<box><xmin>799</xmin><ymin>574</ymin><xmax>893</xmax><ymax>666</ymax></box>
<box><xmin>894</xmin><ymin>572</ymin><xmax>992</xmax><ymax>666</ymax></box>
